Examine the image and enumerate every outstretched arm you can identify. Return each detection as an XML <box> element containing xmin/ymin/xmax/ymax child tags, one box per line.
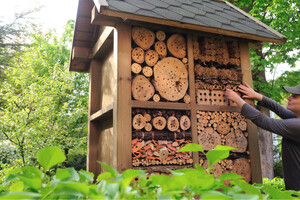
<box><xmin>238</xmin><ymin>83</ymin><xmax>296</xmax><ymax>119</ymax></box>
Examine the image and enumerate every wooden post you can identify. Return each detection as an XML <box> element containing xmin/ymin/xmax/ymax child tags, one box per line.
<box><xmin>187</xmin><ymin>34</ymin><xmax>199</xmax><ymax>165</ymax></box>
<box><xmin>114</xmin><ymin>23</ymin><xmax>132</xmax><ymax>172</ymax></box>
<box><xmin>87</xmin><ymin>60</ymin><xmax>102</xmax><ymax>177</ymax></box>
<box><xmin>240</xmin><ymin>41</ymin><xmax>262</xmax><ymax>183</ymax></box>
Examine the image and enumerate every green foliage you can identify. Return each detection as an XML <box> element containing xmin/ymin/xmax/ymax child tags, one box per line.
<box><xmin>263</xmin><ymin>177</ymin><xmax>285</xmax><ymax>191</ymax></box>
<box><xmin>229</xmin><ymin>0</ymin><xmax>300</xmax><ymax>102</ymax></box>
<box><xmin>1</xmin><ymin>145</ymin><xmax>299</xmax><ymax>199</ymax></box>
<box><xmin>0</xmin><ymin>20</ymin><xmax>88</xmax><ymax>168</ymax></box>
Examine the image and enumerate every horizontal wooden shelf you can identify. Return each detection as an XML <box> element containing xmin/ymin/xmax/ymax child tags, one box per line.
<box><xmin>131</xmin><ymin>100</ymin><xmax>191</xmax><ymax>110</ymax></box>
<box><xmin>197</xmin><ymin>104</ymin><xmax>240</xmax><ymax>112</ymax></box>
<box><xmin>90</xmin><ymin>103</ymin><xmax>113</xmax><ymax>122</ymax></box>
<box><xmin>92</xmin><ymin>26</ymin><xmax>114</xmax><ymax>59</ymax></box>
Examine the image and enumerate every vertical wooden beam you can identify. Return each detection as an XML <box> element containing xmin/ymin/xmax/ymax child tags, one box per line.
<box><xmin>114</xmin><ymin>23</ymin><xmax>132</xmax><ymax>172</ymax></box>
<box><xmin>87</xmin><ymin>60</ymin><xmax>102</xmax><ymax>177</ymax></box>
<box><xmin>187</xmin><ymin>34</ymin><xmax>199</xmax><ymax>165</ymax></box>
<box><xmin>240</xmin><ymin>41</ymin><xmax>262</xmax><ymax>184</ymax></box>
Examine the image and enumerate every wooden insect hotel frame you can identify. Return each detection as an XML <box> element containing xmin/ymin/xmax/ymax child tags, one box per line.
<box><xmin>69</xmin><ymin>0</ymin><xmax>286</xmax><ymax>183</ymax></box>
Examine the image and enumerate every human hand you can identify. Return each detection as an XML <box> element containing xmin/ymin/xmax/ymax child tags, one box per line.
<box><xmin>238</xmin><ymin>82</ymin><xmax>263</xmax><ymax>101</ymax></box>
<box><xmin>224</xmin><ymin>89</ymin><xmax>246</xmax><ymax>109</ymax></box>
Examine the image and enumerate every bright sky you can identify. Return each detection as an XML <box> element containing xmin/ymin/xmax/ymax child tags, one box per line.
<box><xmin>0</xmin><ymin>0</ymin><xmax>79</xmax><ymax>33</ymax></box>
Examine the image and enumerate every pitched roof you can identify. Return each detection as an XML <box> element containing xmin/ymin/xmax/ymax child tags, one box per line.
<box><xmin>94</xmin><ymin>0</ymin><xmax>286</xmax><ymax>44</ymax></box>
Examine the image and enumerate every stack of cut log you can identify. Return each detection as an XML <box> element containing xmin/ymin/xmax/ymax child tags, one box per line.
<box><xmin>196</xmin><ymin>111</ymin><xmax>248</xmax><ymax>151</ymax></box>
<box><xmin>132</xmin><ymin>109</ymin><xmax>191</xmax><ymax>132</ymax></box>
<box><xmin>200</xmin><ymin>158</ymin><xmax>251</xmax><ymax>183</ymax></box>
<box><xmin>131</xmin><ymin>27</ymin><xmax>190</xmax><ymax>102</ymax></box>
<box><xmin>193</xmin><ymin>36</ymin><xmax>240</xmax><ymax>66</ymax></box>
<box><xmin>132</xmin><ymin>109</ymin><xmax>193</xmax><ymax>167</ymax></box>
<box><xmin>194</xmin><ymin>64</ymin><xmax>242</xmax><ymax>92</ymax></box>
<box><xmin>196</xmin><ymin>110</ymin><xmax>250</xmax><ymax>181</ymax></box>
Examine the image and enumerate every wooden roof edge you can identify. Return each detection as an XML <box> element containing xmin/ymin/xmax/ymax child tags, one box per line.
<box><xmin>223</xmin><ymin>0</ymin><xmax>287</xmax><ymax>43</ymax></box>
<box><xmin>93</xmin><ymin>0</ymin><xmax>108</xmax><ymax>13</ymax></box>
<box><xmin>97</xmin><ymin>9</ymin><xmax>286</xmax><ymax>45</ymax></box>
<box><xmin>69</xmin><ymin>0</ymin><xmax>80</xmax><ymax>72</ymax></box>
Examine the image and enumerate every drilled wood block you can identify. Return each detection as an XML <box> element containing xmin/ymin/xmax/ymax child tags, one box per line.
<box><xmin>211</xmin><ymin>91</ymin><xmax>228</xmax><ymax>106</ymax></box>
<box><xmin>196</xmin><ymin>90</ymin><xmax>211</xmax><ymax>105</ymax></box>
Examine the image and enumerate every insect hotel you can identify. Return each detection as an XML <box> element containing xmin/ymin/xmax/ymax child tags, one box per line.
<box><xmin>69</xmin><ymin>0</ymin><xmax>286</xmax><ymax>183</ymax></box>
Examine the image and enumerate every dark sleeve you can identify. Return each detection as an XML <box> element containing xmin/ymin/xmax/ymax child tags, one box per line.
<box><xmin>258</xmin><ymin>96</ymin><xmax>297</xmax><ymax>119</ymax></box>
<box><xmin>241</xmin><ymin>103</ymin><xmax>300</xmax><ymax>143</ymax></box>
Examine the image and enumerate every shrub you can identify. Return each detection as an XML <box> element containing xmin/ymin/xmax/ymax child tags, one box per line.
<box><xmin>1</xmin><ymin>144</ymin><xmax>299</xmax><ymax>199</ymax></box>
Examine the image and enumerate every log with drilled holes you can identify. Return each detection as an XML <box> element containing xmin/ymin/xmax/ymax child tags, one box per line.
<box><xmin>167</xmin><ymin>34</ymin><xmax>186</xmax><ymax>58</ymax></box>
<box><xmin>232</xmin><ymin>158</ymin><xmax>251</xmax><ymax>183</ymax></box>
<box><xmin>132</xmin><ymin>27</ymin><xmax>155</xmax><ymax>50</ymax></box>
<box><xmin>180</xmin><ymin>115</ymin><xmax>191</xmax><ymax>131</ymax></box>
<box><xmin>159</xmin><ymin>147</ymin><xmax>169</xmax><ymax>161</ymax></box>
<box><xmin>152</xmin><ymin>116</ymin><xmax>167</xmax><ymax>130</ymax></box>
<box><xmin>132</xmin><ymin>114</ymin><xmax>146</xmax><ymax>130</ymax></box>
<box><xmin>183</xmin><ymin>94</ymin><xmax>191</xmax><ymax>104</ymax></box>
<box><xmin>142</xmin><ymin>66</ymin><xmax>153</xmax><ymax>77</ymax></box>
<box><xmin>144</xmin><ymin>123</ymin><xmax>153</xmax><ymax>131</ymax></box>
<box><xmin>154</xmin><ymin>41</ymin><xmax>167</xmax><ymax>58</ymax></box>
<box><xmin>131</xmin><ymin>63</ymin><xmax>142</xmax><ymax>74</ymax></box>
<box><xmin>153</xmin><ymin>57</ymin><xmax>188</xmax><ymax>101</ymax></box>
<box><xmin>144</xmin><ymin>113</ymin><xmax>152</xmax><ymax>122</ymax></box>
<box><xmin>239</xmin><ymin>120</ymin><xmax>247</xmax><ymax>131</ymax></box>
<box><xmin>167</xmin><ymin>116</ymin><xmax>179</xmax><ymax>131</ymax></box>
<box><xmin>132</xmin><ymin>75</ymin><xmax>155</xmax><ymax>101</ymax></box>
<box><xmin>225</xmin><ymin>129</ymin><xmax>248</xmax><ymax>153</ymax></box>
<box><xmin>216</xmin><ymin>121</ymin><xmax>230</xmax><ymax>135</ymax></box>
<box><xmin>156</xmin><ymin>30</ymin><xmax>166</xmax><ymax>41</ymax></box>
<box><xmin>152</xmin><ymin>94</ymin><xmax>160</xmax><ymax>102</ymax></box>
<box><xmin>198</xmin><ymin>127</ymin><xmax>221</xmax><ymax>150</ymax></box>
<box><xmin>131</xmin><ymin>47</ymin><xmax>144</xmax><ymax>63</ymax></box>
<box><xmin>145</xmin><ymin>50</ymin><xmax>159</xmax><ymax>67</ymax></box>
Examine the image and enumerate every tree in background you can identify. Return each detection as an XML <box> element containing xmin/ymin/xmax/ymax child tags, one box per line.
<box><xmin>0</xmin><ymin>9</ymin><xmax>38</xmax><ymax>79</ymax></box>
<box><xmin>0</xmin><ymin>20</ymin><xmax>89</xmax><ymax>168</ymax></box>
<box><xmin>230</xmin><ymin>0</ymin><xmax>300</xmax><ymax>103</ymax></box>
<box><xmin>230</xmin><ymin>0</ymin><xmax>300</xmax><ymax>178</ymax></box>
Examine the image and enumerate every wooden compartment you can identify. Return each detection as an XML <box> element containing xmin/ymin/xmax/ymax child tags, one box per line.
<box><xmin>131</xmin><ymin>27</ymin><xmax>190</xmax><ymax>103</ymax></box>
<box><xmin>131</xmin><ymin>108</ymin><xmax>193</xmax><ymax>172</ymax></box>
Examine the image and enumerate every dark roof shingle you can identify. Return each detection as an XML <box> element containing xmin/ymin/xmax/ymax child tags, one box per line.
<box><xmin>103</xmin><ymin>0</ymin><xmax>285</xmax><ymax>42</ymax></box>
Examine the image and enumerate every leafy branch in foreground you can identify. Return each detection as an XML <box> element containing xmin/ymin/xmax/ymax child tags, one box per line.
<box><xmin>1</xmin><ymin>144</ymin><xmax>299</xmax><ymax>199</ymax></box>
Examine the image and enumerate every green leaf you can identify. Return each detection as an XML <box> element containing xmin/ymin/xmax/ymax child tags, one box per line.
<box><xmin>97</xmin><ymin>161</ymin><xmax>119</xmax><ymax>178</ymax></box>
<box><xmin>79</xmin><ymin>170</ymin><xmax>94</xmax><ymax>183</ymax></box>
<box><xmin>206</xmin><ymin>145</ymin><xmax>234</xmax><ymax>166</ymax></box>
<box><xmin>200</xmin><ymin>191</ymin><xmax>231</xmax><ymax>200</ymax></box>
<box><xmin>9</xmin><ymin>181</ymin><xmax>24</xmax><ymax>192</ymax></box>
<box><xmin>232</xmin><ymin>193</ymin><xmax>260</xmax><ymax>200</ymax></box>
<box><xmin>14</xmin><ymin>167</ymin><xmax>42</xmax><ymax>190</ymax></box>
<box><xmin>37</xmin><ymin>146</ymin><xmax>66</xmax><ymax>170</ymax></box>
<box><xmin>121</xmin><ymin>169</ymin><xmax>140</xmax><ymax>188</ymax></box>
<box><xmin>231</xmin><ymin>180</ymin><xmax>262</xmax><ymax>198</ymax></box>
<box><xmin>97</xmin><ymin>172</ymin><xmax>113</xmax><ymax>182</ymax></box>
<box><xmin>218</xmin><ymin>173</ymin><xmax>244</xmax><ymax>181</ymax></box>
<box><xmin>177</xmin><ymin>143</ymin><xmax>204</xmax><ymax>153</ymax></box>
<box><xmin>105</xmin><ymin>183</ymin><xmax>120</xmax><ymax>199</ymax></box>
<box><xmin>0</xmin><ymin>192</ymin><xmax>41</xmax><ymax>199</ymax></box>
<box><xmin>195</xmin><ymin>163</ymin><xmax>206</xmax><ymax>171</ymax></box>
<box><xmin>53</xmin><ymin>181</ymin><xmax>90</xmax><ymax>196</ymax></box>
<box><xmin>262</xmin><ymin>185</ymin><xmax>294</xmax><ymax>199</ymax></box>
<box><xmin>56</xmin><ymin>168</ymin><xmax>79</xmax><ymax>181</ymax></box>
